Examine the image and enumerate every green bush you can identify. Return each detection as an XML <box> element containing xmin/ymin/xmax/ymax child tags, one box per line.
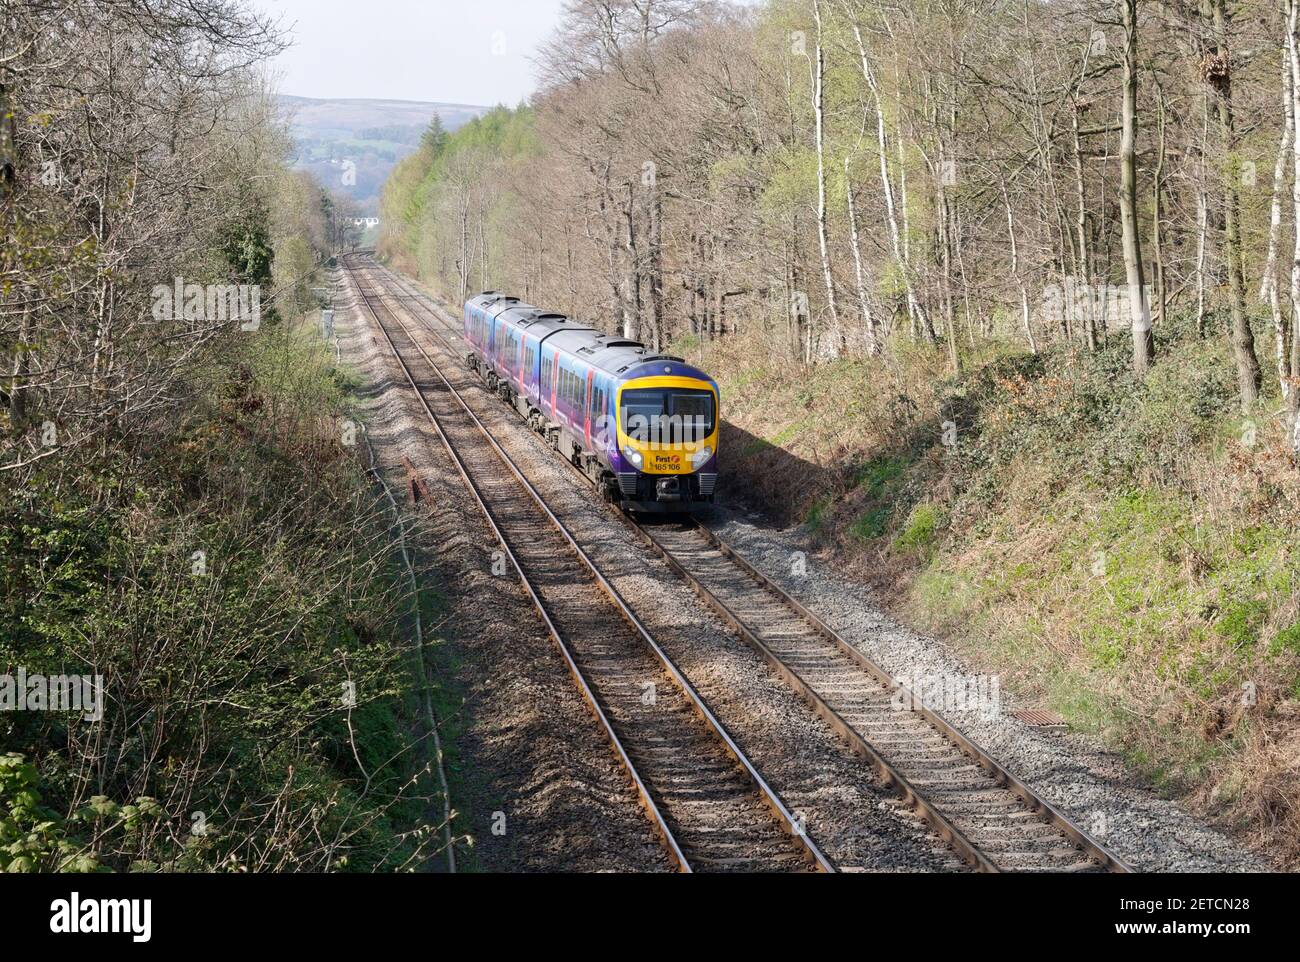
<box><xmin>0</xmin><ymin>329</ymin><xmax>439</xmax><ymax>873</ymax></box>
<box><xmin>894</xmin><ymin>503</ymin><xmax>942</xmax><ymax>555</ymax></box>
<box><xmin>850</xmin><ymin>506</ymin><xmax>891</xmax><ymax>541</ymax></box>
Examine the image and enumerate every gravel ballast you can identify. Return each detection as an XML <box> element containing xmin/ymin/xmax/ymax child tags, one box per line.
<box><xmin>356</xmin><ymin>259</ymin><xmax>1265</xmax><ymax>873</ymax></box>
<box><xmin>336</xmin><ymin>264</ymin><xmax>672</xmax><ymax>873</ymax></box>
<box><xmin>705</xmin><ymin>508</ymin><xmax>1267</xmax><ymax>873</ymax></box>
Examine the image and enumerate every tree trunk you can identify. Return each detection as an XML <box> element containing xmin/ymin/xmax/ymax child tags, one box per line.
<box><xmin>811</xmin><ymin>0</ymin><xmax>840</xmax><ymax>356</ymax></box>
<box><xmin>851</xmin><ymin>20</ymin><xmax>934</xmax><ymax>343</ymax></box>
<box><xmin>1002</xmin><ymin>177</ymin><xmax>1037</xmax><ymax>354</ymax></box>
<box><xmin>2</xmin><ymin>80</ymin><xmax>26</xmax><ymax>424</ymax></box>
<box><xmin>1261</xmin><ymin>42</ymin><xmax>1294</xmax><ymax>403</ymax></box>
<box><xmin>939</xmin><ymin>167</ymin><xmax>959</xmax><ymax>374</ymax></box>
<box><xmin>1286</xmin><ymin>1</ymin><xmax>1300</xmax><ymax>451</ymax></box>
<box><xmin>457</xmin><ymin>192</ymin><xmax>470</xmax><ymax>307</ymax></box>
<box><xmin>1152</xmin><ymin>82</ymin><xmax>1168</xmax><ymax>332</ymax></box>
<box><xmin>622</xmin><ymin>183</ymin><xmax>641</xmax><ymax>341</ymax></box>
<box><xmin>0</xmin><ymin>81</ymin><xmax>14</xmax><ymax>198</ymax></box>
<box><xmin>10</xmin><ymin>302</ymin><xmax>29</xmax><ymax>425</ymax></box>
<box><xmin>1120</xmin><ymin>0</ymin><xmax>1154</xmax><ymax>375</ymax></box>
<box><xmin>1204</xmin><ymin>0</ymin><xmax>1262</xmax><ymax>408</ymax></box>
<box><xmin>844</xmin><ymin>156</ymin><xmax>881</xmax><ymax>355</ymax></box>
<box><xmin>646</xmin><ymin>180</ymin><xmax>664</xmax><ymax>352</ymax></box>
<box><xmin>1072</xmin><ymin>105</ymin><xmax>1098</xmax><ymax>350</ymax></box>
<box><xmin>1195</xmin><ymin>92</ymin><xmax>1210</xmax><ymax>339</ymax></box>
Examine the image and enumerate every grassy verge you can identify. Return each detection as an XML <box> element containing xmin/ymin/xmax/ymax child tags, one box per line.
<box><xmin>1</xmin><ymin>317</ymin><xmax>450</xmax><ymax>872</ymax></box>
<box><xmin>686</xmin><ymin>313</ymin><xmax>1300</xmax><ymax>866</ymax></box>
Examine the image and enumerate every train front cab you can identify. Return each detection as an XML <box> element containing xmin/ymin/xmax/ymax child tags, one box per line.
<box><xmin>613</xmin><ymin>372</ymin><xmax>719</xmax><ymax>513</ymax></box>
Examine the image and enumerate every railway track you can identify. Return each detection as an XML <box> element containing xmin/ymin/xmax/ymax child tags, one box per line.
<box><xmin>634</xmin><ymin>520</ymin><xmax>1131</xmax><ymax>873</ymax></box>
<box><xmin>350</xmin><ymin>254</ymin><xmax>1134</xmax><ymax>873</ymax></box>
<box><xmin>343</xmin><ymin>256</ymin><xmax>832</xmax><ymax>874</ymax></box>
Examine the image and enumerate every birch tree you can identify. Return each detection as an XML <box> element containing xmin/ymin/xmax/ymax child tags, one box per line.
<box><xmin>1119</xmin><ymin>0</ymin><xmax>1154</xmax><ymax>374</ymax></box>
<box><xmin>811</xmin><ymin>0</ymin><xmax>841</xmax><ymax>353</ymax></box>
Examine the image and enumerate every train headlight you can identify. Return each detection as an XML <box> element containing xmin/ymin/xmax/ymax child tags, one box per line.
<box><xmin>691</xmin><ymin>446</ymin><xmax>714</xmax><ymax>470</ymax></box>
<box><xmin>621</xmin><ymin>446</ymin><xmax>643</xmax><ymax>469</ymax></box>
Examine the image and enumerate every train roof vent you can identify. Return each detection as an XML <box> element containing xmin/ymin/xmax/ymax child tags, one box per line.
<box><xmin>577</xmin><ymin>335</ymin><xmax>641</xmax><ymax>356</ymax></box>
<box><xmin>615</xmin><ymin>353</ymin><xmax>687</xmax><ymax>374</ymax></box>
<box><xmin>518</xmin><ymin>311</ymin><xmax>565</xmax><ymax>328</ymax></box>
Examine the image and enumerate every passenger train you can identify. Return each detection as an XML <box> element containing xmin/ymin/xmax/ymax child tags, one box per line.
<box><xmin>462</xmin><ymin>292</ymin><xmax>719</xmax><ymax>512</ymax></box>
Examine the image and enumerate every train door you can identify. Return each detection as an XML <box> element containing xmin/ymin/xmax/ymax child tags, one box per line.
<box><xmin>584</xmin><ymin>369</ymin><xmax>595</xmax><ymax>448</ymax></box>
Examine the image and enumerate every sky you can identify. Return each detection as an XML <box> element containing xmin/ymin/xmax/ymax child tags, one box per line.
<box><xmin>251</xmin><ymin>0</ymin><xmax>568</xmax><ymax>106</ymax></box>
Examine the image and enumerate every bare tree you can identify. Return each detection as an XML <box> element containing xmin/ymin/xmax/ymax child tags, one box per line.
<box><xmin>811</xmin><ymin>0</ymin><xmax>841</xmax><ymax>354</ymax></box>
<box><xmin>1119</xmin><ymin>0</ymin><xmax>1154</xmax><ymax>375</ymax></box>
<box><xmin>1201</xmin><ymin>0</ymin><xmax>1262</xmax><ymax>408</ymax></box>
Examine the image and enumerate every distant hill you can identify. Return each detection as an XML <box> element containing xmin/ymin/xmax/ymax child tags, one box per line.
<box><xmin>280</xmin><ymin>96</ymin><xmax>489</xmax><ymax>215</ymax></box>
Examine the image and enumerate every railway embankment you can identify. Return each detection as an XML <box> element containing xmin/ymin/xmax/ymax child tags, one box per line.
<box><xmin>683</xmin><ymin>322</ymin><xmax>1296</xmax><ymax>869</ymax></box>
<box><xmin>1</xmin><ymin>303</ymin><xmax>446</xmax><ymax>872</ymax></box>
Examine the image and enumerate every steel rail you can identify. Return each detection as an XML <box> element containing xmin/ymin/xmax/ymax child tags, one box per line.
<box><xmin>343</xmin><ymin>258</ymin><xmax>688</xmax><ymax>871</ymax></box>
<box><xmin>378</xmin><ymin>269</ymin><xmax>984</xmax><ymax>869</ymax></box>
<box><xmin>655</xmin><ymin>518</ymin><xmax>1135</xmax><ymax>873</ymax></box>
<box><xmin>630</xmin><ymin>520</ymin><xmax>998</xmax><ymax>871</ymax></box>
<box><xmin>344</xmin><ymin>256</ymin><xmax>835</xmax><ymax>874</ymax></box>
<box><xmin>380</xmin><ymin>262</ymin><xmax>1138</xmax><ymax>874</ymax></box>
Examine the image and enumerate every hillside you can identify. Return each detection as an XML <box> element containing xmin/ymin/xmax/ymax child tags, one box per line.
<box><xmin>281</xmin><ymin>95</ymin><xmax>488</xmax><ymax>214</ymax></box>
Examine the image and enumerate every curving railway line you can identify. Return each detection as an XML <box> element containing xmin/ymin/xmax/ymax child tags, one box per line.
<box><xmin>344</xmin><ymin>254</ymin><xmax>832</xmax><ymax>874</ymax></box>
<box><xmin>344</xmin><ymin>252</ymin><xmax>1135</xmax><ymax>874</ymax></box>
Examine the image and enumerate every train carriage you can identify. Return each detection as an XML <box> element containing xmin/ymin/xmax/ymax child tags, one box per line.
<box><xmin>463</xmin><ymin>292</ymin><xmax>718</xmax><ymax>512</ymax></box>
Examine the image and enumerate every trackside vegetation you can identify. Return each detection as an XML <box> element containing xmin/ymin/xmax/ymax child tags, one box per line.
<box><xmin>0</xmin><ymin>305</ymin><xmax>454</xmax><ymax>872</ymax></box>
<box><xmin>694</xmin><ymin>312</ymin><xmax>1300</xmax><ymax>867</ymax></box>
<box><xmin>2</xmin><ymin>0</ymin><xmax>450</xmax><ymax>873</ymax></box>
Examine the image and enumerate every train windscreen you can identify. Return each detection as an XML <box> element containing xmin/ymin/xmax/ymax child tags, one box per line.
<box><xmin>620</xmin><ymin>388</ymin><xmax>715</xmax><ymax>444</ymax></box>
